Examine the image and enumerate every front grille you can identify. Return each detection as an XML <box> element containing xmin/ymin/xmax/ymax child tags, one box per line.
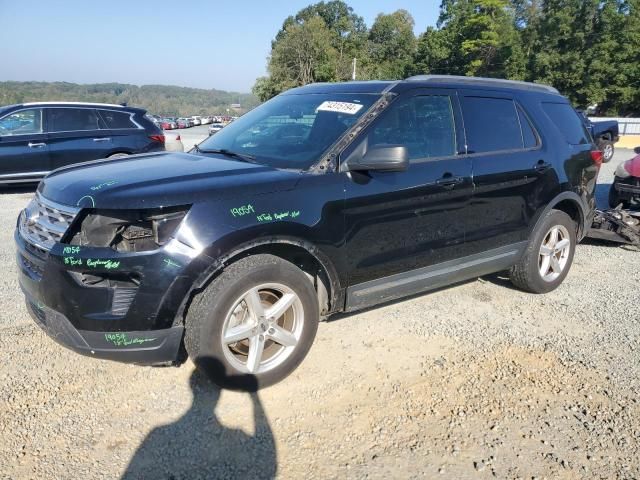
<box><xmin>19</xmin><ymin>193</ymin><xmax>80</xmax><ymax>251</ymax></box>
<box><xmin>20</xmin><ymin>255</ymin><xmax>45</xmax><ymax>279</ymax></box>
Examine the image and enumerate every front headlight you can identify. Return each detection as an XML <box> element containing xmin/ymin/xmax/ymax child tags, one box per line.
<box><xmin>67</xmin><ymin>207</ymin><xmax>189</xmax><ymax>252</ymax></box>
<box><xmin>615</xmin><ymin>161</ymin><xmax>631</xmax><ymax>179</ymax></box>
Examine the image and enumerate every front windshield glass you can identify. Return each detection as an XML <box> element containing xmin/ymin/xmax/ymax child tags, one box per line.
<box><xmin>196</xmin><ymin>92</ymin><xmax>380</xmax><ymax>170</ymax></box>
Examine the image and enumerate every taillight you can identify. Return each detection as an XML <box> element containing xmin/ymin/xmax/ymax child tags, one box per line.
<box><xmin>149</xmin><ymin>134</ymin><xmax>165</xmax><ymax>143</ymax></box>
<box><xmin>590</xmin><ymin>150</ymin><xmax>603</xmax><ymax>167</ymax></box>
<box><xmin>175</xmin><ymin>135</ymin><xmax>181</xmax><ymax>141</ymax></box>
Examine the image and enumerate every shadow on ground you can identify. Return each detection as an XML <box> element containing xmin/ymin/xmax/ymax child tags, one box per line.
<box><xmin>122</xmin><ymin>359</ymin><xmax>277</xmax><ymax>480</ymax></box>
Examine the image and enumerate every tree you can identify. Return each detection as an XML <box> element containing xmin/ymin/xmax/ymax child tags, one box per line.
<box><xmin>274</xmin><ymin>1</ymin><xmax>368</xmax><ymax>82</ymax></box>
<box><xmin>366</xmin><ymin>10</ymin><xmax>416</xmax><ymax>79</ymax></box>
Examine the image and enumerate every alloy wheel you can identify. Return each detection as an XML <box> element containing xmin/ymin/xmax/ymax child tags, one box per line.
<box><xmin>220</xmin><ymin>283</ymin><xmax>304</xmax><ymax>374</ymax></box>
<box><xmin>538</xmin><ymin>225</ymin><xmax>571</xmax><ymax>282</ymax></box>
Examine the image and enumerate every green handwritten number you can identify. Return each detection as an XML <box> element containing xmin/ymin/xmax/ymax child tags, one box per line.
<box><xmin>230</xmin><ymin>204</ymin><xmax>255</xmax><ymax>217</ymax></box>
<box><xmin>104</xmin><ymin>333</ymin><xmax>156</xmax><ymax>347</ymax></box>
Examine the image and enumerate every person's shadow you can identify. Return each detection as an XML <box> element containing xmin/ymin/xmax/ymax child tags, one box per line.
<box><xmin>122</xmin><ymin>358</ymin><xmax>277</xmax><ymax>480</ymax></box>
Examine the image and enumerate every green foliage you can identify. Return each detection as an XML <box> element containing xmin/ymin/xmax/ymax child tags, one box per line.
<box><xmin>0</xmin><ymin>81</ymin><xmax>259</xmax><ymax>116</ymax></box>
<box><xmin>365</xmin><ymin>10</ymin><xmax>417</xmax><ymax>80</ymax></box>
<box><xmin>258</xmin><ymin>0</ymin><xmax>640</xmax><ymax>114</ymax></box>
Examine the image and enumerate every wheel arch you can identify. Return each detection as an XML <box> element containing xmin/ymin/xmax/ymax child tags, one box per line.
<box><xmin>531</xmin><ymin>192</ymin><xmax>589</xmax><ymax>240</ymax></box>
<box><xmin>177</xmin><ymin>236</ymin><xmax>344</xmax><ymax>326</ymax></box>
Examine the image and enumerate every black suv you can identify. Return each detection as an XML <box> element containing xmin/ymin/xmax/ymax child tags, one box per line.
<box><xmin>15</xmin><ymin>76</ymin><xmax>601</xmax><ymax>389</ymax></box>
<box><xmin>0</xmin><ymin>102</ymin><xmax>165</xmax><ymax>184</ymax></box>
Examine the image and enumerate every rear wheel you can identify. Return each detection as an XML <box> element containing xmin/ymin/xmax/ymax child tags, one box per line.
<box><xmin>510</xmin><ymin>210</ymin><xmax>576</xmax><ymax>293</ymax></box>
<box><xmin>599</xmin><ymin>139</ymin><xmax>614</xmax><ymax>163</ymax></box>
<box><xmin>185</xmin><ymin>254</ymin><xmax>319</xmax><ymax>390</ymax></box>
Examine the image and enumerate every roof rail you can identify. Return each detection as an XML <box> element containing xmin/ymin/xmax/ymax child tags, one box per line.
<box><xmin>405</xmin><ymin>75</ymin><xmax>560</xmax><ymax>94</ymax></box>
<box><xmin>21</xmin><ymin>101</ymin><xmax>127</xmax><ymax>108</ymax></box>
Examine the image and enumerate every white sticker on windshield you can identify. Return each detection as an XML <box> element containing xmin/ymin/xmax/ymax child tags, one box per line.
<box><xmin>316</xmin><ymin>101</ymin><xmax>364</xmax><ymax>115</ymax></box>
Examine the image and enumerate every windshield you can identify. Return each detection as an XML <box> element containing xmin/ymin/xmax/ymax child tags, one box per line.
<box><xmin>196</xmin><ymin>92</ymin><xmax>380</xmax><ymax>170</ymax></box>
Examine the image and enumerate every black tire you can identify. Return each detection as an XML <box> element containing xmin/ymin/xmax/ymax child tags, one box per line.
<box><xmin>184</xmin><ymin>254</ymin><xmax>319</xmax><ymax>390</ymax></box>
<box><xmin>510</xmin><ymin>210</ymin><xmax>577</xmax><ymax>294</ymax></box>
<box><xmin>599</xmin><ymin>139</ymin><xmax>614</xmax><ymax>163</ymax></box>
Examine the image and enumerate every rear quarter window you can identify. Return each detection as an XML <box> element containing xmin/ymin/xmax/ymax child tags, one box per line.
<box><xmin>541</xmin><ymin>102</ymin><xmax>590</xmax><ymax>145</ymax></box>
<box><xmin>99</xmin><ymin>110</ymin><xmax>137</xmax><ymax>129</ymax></box>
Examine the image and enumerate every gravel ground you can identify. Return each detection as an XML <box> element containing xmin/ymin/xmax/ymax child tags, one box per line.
<box><xmin>0</xmin><ymin>149</ymin><xmax>639</xmax><ymax>479</ymax></box>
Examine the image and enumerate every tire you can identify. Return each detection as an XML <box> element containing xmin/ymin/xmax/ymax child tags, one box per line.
<box><xmin>510</xmin><ymin>210</ymin><xmax>576</xmax><ymax>294</ymax></box>
<box><xmin>184</xmin><ymin>254</ymin><xmax>319</xmax><ymax>390</ymax></box>
<box><xmin>599</xmin><ymin>139</ymin><xmax>614</xmax><ymax>163</ymax></box>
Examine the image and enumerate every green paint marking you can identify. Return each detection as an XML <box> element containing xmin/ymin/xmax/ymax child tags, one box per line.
<box><xmin>63</xmin><ymin>257</ymin><xmax>83</xmax><ymax>266</ymax></box>
<box><xmin>86</xmin><ymin>259</ymin><xmax>120</xmax><ymax>270</ymax></box>
<box><xmin>76</xmin><ymin>195</ymin><xmax>96</xmax><ymax>208</ymax></box>
<box><xmin>257</xmin><ymin>210</ymin><xmax>301</xmax><ymax>223</ymax></box>
<box><xmin>163</xmin><ymin>258</ymin><xmax>181</xmax><ymax>268</ymax></box>
<box><xmin>104</xmin><ymin>333</ymin><xmax>156</xmax><ymax>347</ymax></box>
<box><xmin>90</xmin><ymin>180</ymin><xmax>118</xmax><ymax>191</ymax></box>
<box><xmin>62</xmin><ymin>246</ymin><xmax>81</xmax><ymax>255</ymax></box>
<box><xmin>230</xmin><ymin>204</ymin><xmax>255</xmax><ymax>217</ymax></box>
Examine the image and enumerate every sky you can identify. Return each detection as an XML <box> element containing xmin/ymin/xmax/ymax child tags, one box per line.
<box><xmin>0</xmin><ymin>0</ymin><xmax>439</xmax><ymax>93</ymax></box>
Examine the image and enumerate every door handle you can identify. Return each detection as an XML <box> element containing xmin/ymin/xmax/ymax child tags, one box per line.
<box><xmin>436</xmin><ymin>175</ymin><xmax>464</xmax><ymax>188</ymax></box>
<box><xmin>28</xmin><ymin>142</ymin><xmax>46</xmax><ymax>148</ymax></box>
<box><xmin>93</xmin><ymin>137</ymin><xmax>111</xmax><ymax>142</ymax></box>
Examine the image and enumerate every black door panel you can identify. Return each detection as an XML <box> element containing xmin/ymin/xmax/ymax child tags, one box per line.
<box><xmin>343</xmin><ymin>89</ymin><xmax>472</xmax><ymax>286</ymax></box>
<box><xmin>458</xmin><ymin>90</ymin><xmax>558</xmax><ymax>256</ymax></box>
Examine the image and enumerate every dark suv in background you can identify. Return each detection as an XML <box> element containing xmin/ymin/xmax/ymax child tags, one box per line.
<box><xmin>15</xmin><ymin>76</ymin><xmax>601</xmax><ymax>389</ymax></box>
<box><xmin>0</xmin><ymin>102</ymin><xmax>165</xmax><ymax>184</ymax></box>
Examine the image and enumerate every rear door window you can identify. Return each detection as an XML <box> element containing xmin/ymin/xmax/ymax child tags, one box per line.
<box><xmin>460</xmin><ymin>97</ymin><xmax>522</xmax><ymax>153</ymax></box>
<box><xmin>48</xmin><ymin>108</ymin><xmax>102</xmax><ymax>132</ymax></box>
<box><xmin>541</xmin><ymin>102</ymin><xmax>590</xmax><ymax>145</ymax></box>
<box><xmin>368</xmin><ymin>95</ymin><xmax>457</xmax><ymax>160</ymax></box>
<box><xmin>99</xmin><ymin>110</ymin><xmax>137</xmax><ymax>129</ymax></box>
<box><xmin>0</xmin><ymin>109</ymin><xmax>43</xmax><ymax>135</ymax></box>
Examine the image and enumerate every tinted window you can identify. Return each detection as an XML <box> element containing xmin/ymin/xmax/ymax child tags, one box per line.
<box><xmin>198</xmin><ymin>93</ymin><xmax>379</xmax><ymax>170</ymax></box>
<box><xmin>368</xmin><ymin>95</ymin><xmax>456</xmax><ymax>160</ymax></box>
<box><xmin>99</xmin><ymin>110</ymin><xmax>136</xmax><ymax>129</ymax></box>
<box><xmin>517</xmin><ymin>106</ymin><xmax>538</xmax><ymax>148</ymax></box>
<box><xmin>541</xmin><ymin>103</ymin><xmax>590</xmax><ymax>145</ymax></box>
<box><xmin>49</xmin><ymin>108</ymin><xmax>101</xmax><ymax>132</ymax></box>
<box><xmin>461</xmin><ymin>97</ymin><xmax>522</xmax><ymax>153</ymax></box>
<box><xmin>0</xmin><ymin>109</ymin><xmax>43</xmax><ymax>135</ymax></box>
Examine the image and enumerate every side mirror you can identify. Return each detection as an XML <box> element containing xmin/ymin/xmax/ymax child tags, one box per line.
<box><xmin>346</xmin><ymin>144</ymin><xmax>409</xmax><ymax>172</ymax></box>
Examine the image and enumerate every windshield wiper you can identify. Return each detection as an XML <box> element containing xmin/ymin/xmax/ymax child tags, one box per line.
<box><xmin>195</xmin><ymin>147</ymin><xmax>256</xmax><ymax>163</ymax></box>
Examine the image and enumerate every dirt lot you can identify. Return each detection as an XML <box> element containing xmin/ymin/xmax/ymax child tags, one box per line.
<box><xmin>1</xmin><ymin>149</ymin><xmax>639</xmax><ymax>479</ymax></box>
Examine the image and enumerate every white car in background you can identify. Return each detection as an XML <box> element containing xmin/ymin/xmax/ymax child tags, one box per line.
<box><xmin>200</xmin><ymin>116</ymin><xmax>212</xmax><ymax>125</ymax></box>
<box><xmin>208</xmin><ymin>123</ymin><xmax>224</xmax><ymax>135</ymax></box>
<box><xmin>191</xmin><ymin>116</ymin><xmax>202</xmax><ymax>126</ymax></box>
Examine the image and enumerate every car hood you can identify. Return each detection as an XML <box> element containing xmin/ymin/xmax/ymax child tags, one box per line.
<box><xmin>38</xmin><ymin>152</ymin><xmax>302</xmax><ymax>209</ymax></box>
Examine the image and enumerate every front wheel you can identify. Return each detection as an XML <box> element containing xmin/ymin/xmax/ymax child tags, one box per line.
<box><xmin>185</xmin><ymin>254</ymin><xmax>319</xmax><ymax>390</ymax></box>
<box><xmin>510</xmin><ymin>210</ymin><xmax>576</xmax><ymax>294</ymax></box>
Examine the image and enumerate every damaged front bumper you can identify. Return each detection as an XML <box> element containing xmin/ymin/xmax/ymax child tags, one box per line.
<box><xmin>14</xmin><ymin>200</ymin><xmax>209</xmax><ymax>365</ymax></box>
